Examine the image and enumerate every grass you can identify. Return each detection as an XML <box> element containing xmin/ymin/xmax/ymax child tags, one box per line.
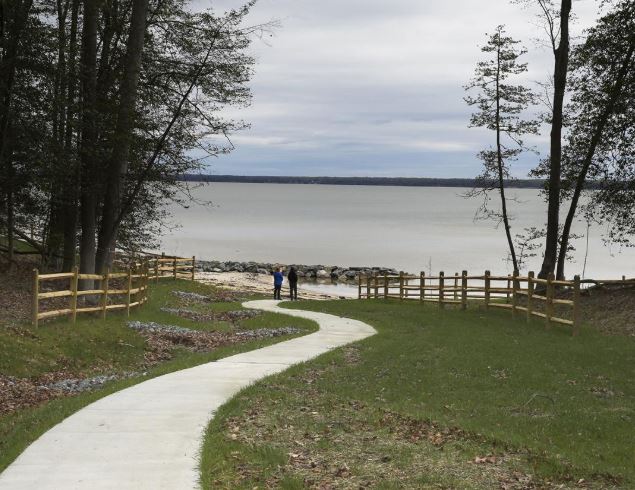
<box><xmin>200</xmin><ymin>299</ymin><xmax>635</xmax><ymax>489</ymax></box>
<box><xmin>0</xmin><ymin>279</ymin><xmax>318</xmax><ymax>472</ymax></box>
<box><xmin>0</xmin><ymin>236</ymin><xmax>38</xmax><ymax>254</ymax></box>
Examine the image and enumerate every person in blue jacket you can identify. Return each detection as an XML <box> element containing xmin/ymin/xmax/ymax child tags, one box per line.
<box><xmin>273</xmin><ymin>267</ymin><xmax>283</xmax><ymax>300</ymax></box>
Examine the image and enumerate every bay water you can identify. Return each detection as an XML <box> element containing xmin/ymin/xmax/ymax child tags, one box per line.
<box><xmin>161</xmin><ymin>183</ymin><xmax>634</xmax><ymax>280</ymax></box>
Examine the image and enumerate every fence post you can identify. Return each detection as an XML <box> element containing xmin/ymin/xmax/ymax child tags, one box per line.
<box><xmin>374</xmin><ymin>272</ymin><xmax>379</xmax><ymax>299</ymax></box>
<box><xmin>145</xmin><ymin>260</ymin><xmax>150</xmax><ymax>304</ymax></box>
<box><xmin>191</xmin><ymin>256</ymin><xmax>196</xmax><ymax>281</ymax></box>
<box><xmin>126</xmin><ymin>268</ymin><xmax>132</xmax><ymax>316</ymax></box>
<box><xmin>154</xmin><ymin>258</ymin><xmax>159</xmax><ymax>281</ymax></box>
<box><xmin>453</xmin><ymin>273</ymin><xmax>459</xmax><ymax>301</ymax></box>
<box><xmin>32</xmin><ymin>269</ymin><xmax>39</xmax><ymax>327</ymax></box>
<box><xmin>484</xmin><ymin>270</ymin><xmax>491</xmax><ymax>310</ymax></box>
<box><xmin>366</xmin><ymin>274</ymin><xmax>371</xmax><ymax>299</ymax></box>
<box><xmin>545</xmin><ymin>273</ymin><xmax>555</xmax><ymax>330</ymax></box>
<box><xmin>101</xmin><ymin>268</ymin><xmax>110</xmax><ymax>320</ymax></box>
<box><xmin>383</xmin><ymin>273</ymin><xmax>388</xmax><ymax>299</ymax></box>
<box><xmin>527</xmin><ymin>271</ymin><xmax>534</xmax><ymax>323</ymax></box>
<box><xmin>71</xmin><ymin>266</ymin><xmax>79</xmax><ymax>324</ymax></box>
<box><xmin>143</xmin><ymin>261</ymin><xmax>149</xmax><ymax>305</ymax></box>
<box><xmin>461</xmin><ymin>270</ymin><xmax>467</xmax><ymax>310</ymax></box>
<box><xmin>358</xmin><ymin>274</ymin><xmax>362</xmax><ymax>299</ymax></box>
<box><xmin>512</xmin><ymin>270</ymin><xmax>519</xmax><ymax>319</ymax></box>
<box><xmin>506</xmin><ymin>274</ymin><xmax>511</xmax><ymax>303</ymax></box>
<box><xmin>439</xmin><ymin>271</ymin><xmax>445</xmax><ymax>310</ymax></box>
<box><xmin>573</xmin><ymin>275</ymin><xmax>581</xmax><ymax>336</ymax></box>
<box><xmin>420</xmin><ymin>272</ymin><xmax>424</xmax><ymax>304</ymax></box>
<box><xmin>399</xmin><ymin>272</ymin><xmax>404</xmax><ymax>301</ymax></box>
<box><xmin>173</xmin><ymin>257</ymin><xmax>177</xmax><ymax>280</ymax></box>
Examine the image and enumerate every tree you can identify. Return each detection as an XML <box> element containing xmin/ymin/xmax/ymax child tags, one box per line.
<box><xmin>540</xmin><ymin>0</ymin><xmax>572</xmax><ymax>278</ymax></box>
<box><xmin>78</xmin><ymin>0</ymin><xmax>100</xmax><ymax>285</ymax></box>
<box><xmin>465</xmin><ymin>25</ymin><xmax>538</xmax><ymax>272</ymax></box>
<box><xmin>0</xmin><ymin>0</ymin><xmax>262</xmax><ymax>278</ymax></box>
<box><xmin>94</xmin><ymin>0</ymin><xmax>150</xmax><ymax>273</ymax></box>
<box><xmin>0</xmin><ymin>0</ymin><xmax>35</xmax><ymax>267</ymax></box>
<box><xmin>555</xmin><ymin>0</ymin><xmax>635</xmax><ymax>279</ymax></box>
<box><xmin>514</xmin><ymin>0</ymin><xmax>573</xmax><ymax>278</ymax></box>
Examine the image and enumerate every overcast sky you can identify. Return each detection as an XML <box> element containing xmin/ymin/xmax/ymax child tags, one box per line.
<box><xmin>202</xmin><ymin>0</ymin><xmax>600</xmax><ymax>178</ymax></box>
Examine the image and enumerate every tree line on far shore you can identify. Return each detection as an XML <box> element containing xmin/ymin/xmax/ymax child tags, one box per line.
<box><xmin>179</xmin><ymin>174</ymin><xmax>607</xmax><ymax>190</ymax></box>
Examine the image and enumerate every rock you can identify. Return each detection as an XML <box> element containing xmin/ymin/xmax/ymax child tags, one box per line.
<box><xmin>296</xmin><ymin>271</ymin><xmax>306</xmax><ymax>277</ymax></box>
<box><xmin>171</xmin><ymin>291</ymin><xmax>212</xmax><ymax>302</ymax></box>
<box><xmin>127</xmin><ymin>321</ymin><xmax>195</xmax><ymax>335</ymax></box>
<box><xmin>212</xmin><ymin>268</ymin><xmax>223</xmax><ymax>273</ymax></box>
<box><xmin>235</xmin><ymin>326</ymin><xmax>301</xmax><ymax>339</ymax></box>
<box><xmin>331</xmin><ymin>268</ymin><xmax>344</xmax><ymax>279</ymax></box>
<box><xmin>257</xmin><ymin>268</ymin><xmax>269</xmax><ymax>275</ymax></box>
<box><xmin>345</xmin><ymin>271</ymin><xmax>358</xmax><ymax>279</ymax></box>
<box><xmin>316</xmin><ymin>269</ymin><xmax>329</xmax><ymax>279</ymax></box>
<box><xmin>245</xmin><ymin>263</ymin><xmax>259</xmax><ymax>273</ymax></box>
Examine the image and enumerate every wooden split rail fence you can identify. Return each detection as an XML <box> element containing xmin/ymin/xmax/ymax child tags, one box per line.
<box><xmin>358</xmin><ymin>270</ymin><xmax>590</xmax><ymax>335</ymax></box>
<box><xmin>33</xmin><ymin>254</ymin><xmax>196</xmax><ymax>326</ymax></box>
<box><xmin>148</xmin><ymin>255</ymin><xmax>196</xmax><ymax>281</ymax></box>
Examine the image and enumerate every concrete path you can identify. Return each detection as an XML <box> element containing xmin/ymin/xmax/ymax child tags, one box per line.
<box><xmin>0</xmin><ymin>300</ymin><xmax>375</xmax><ymax>490</ymax></box>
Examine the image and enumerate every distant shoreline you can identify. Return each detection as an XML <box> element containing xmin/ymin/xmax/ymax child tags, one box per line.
<box><xmin>179</xmin><ymin>174</ymin><xmax>547</xmax><ymax>189</ymax></box>
<box><xmin>179</xmin><ymin>174</ymin><xmax>605</xmax><ymax>190</ymax></box>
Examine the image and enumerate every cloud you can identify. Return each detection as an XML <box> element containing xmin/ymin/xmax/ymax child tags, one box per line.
<box><xmin>196</xmin><ymin>0</ymin><xmax>602</xmax><ymax>177</ymax></box>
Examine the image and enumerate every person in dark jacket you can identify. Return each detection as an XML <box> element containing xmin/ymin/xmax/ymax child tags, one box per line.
<box><xmin>288</xmin><ymin>267</ymin><xmax>298</xmax><ymax>300</ymax></box>
<box><xmin>273</xmin><ymin>267</ymin><xmax>283</xmax><ymax>300</ymax></box>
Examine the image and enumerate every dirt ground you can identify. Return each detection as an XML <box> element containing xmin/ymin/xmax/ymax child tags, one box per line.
<box><xmin>0</xmin><ymin>257</ymin><xmax>38</xmax><ymax>327</ymax></box>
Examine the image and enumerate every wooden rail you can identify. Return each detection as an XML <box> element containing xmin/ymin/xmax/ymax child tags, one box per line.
<box><xmin>32</xmin><ymin>253</ymin><xmax>196</xmax><ymax>326</ymax></box>
<box><xmin>357</xmin><ymin>269</ymin><xmax>599</xmax><ymax>336</ymax></box>
<box><xmin>148</xmin><ymin>254</ymin><xmax>196</xmax><ymax>282</ymax></box>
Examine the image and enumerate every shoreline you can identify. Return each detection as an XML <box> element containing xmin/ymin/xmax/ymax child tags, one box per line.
<box><xmin>196</xmin><ymin>259</ymin><xmax>402</xmax><ymax>284</ymax></box>
<box><xmin>196</xmin><ymin>271</ymin><xmax>358</xmax><ymax>300</ymax></box>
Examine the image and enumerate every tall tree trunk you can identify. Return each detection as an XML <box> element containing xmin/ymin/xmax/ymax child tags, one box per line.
<box><xmin>44</xmin><ymin>0</ymin><xmax>71</xmax><ymax>271</ymax></box>
<box><xmin>0</xmin><ymin>0</ymin><xmax>33</xmax><ymax>268</ymax></box>
<box><xmin>539</xmin><ymin>0</ymin><xmax>572</xmax><ymax>279</ymax></box>
<box><xmin>78</xmin><ymin>0</ymin><xmax>100</xmax><ymax>287</ymax></box>
<box><xmin>61</xmin><ymin>0</ymin><xmax>80</xmax><ymax>271</ymax></box>
<box><xmin>5</xmin><ymin>127</ymin><xmax>14</xmax><ymax>265</ymax></box>
<box><xmin>95</xmin><ymin>0</ymin><xmax>149</xmax><ymax>273</ymax></box>
<box><xmin>495</xmin><ymin>41</ymin><xmax>519</xmax><ymax>273</ymax></box>
<box><xmin>556</xmin><ymin>39</ymin><xmax>635</xmax><ymax>279</ymax></box>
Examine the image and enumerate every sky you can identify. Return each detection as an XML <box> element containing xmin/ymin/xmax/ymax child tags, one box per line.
<box><xmin>200</xmin><ymin>0</ymin><xmax>601</xmax><ymax>178</ymax></box>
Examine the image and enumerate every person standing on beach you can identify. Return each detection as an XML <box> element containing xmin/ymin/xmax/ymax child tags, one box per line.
<box><xmin>288</xmin><ymin>267</ymin><xmax>298</xmax><ymax>300</ymax></box>
<box><xmin>273</xmin><ymin>267</ymin><xmax>283</xmax><ymax>300</ymax></box>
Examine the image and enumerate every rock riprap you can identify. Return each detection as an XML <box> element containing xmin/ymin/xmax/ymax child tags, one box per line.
<box><xmin>197</xmin><ymin>260</ymin><xmax>402</xmax><ymax>282</ymax></box>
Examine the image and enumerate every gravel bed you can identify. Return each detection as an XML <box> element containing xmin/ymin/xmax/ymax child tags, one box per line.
<box><xmin>127</xmin><ymin>321</ymin><xmax>298</xmax><ymax>339</ymax></box>
<box><xmin>235</xmin><ymin>326</ymin><xmax>301</xmax><ymax>339</ymax></box>
<box><xmin>127</xmin><ymin>320</ymin><xmax>195</xmax><ymax>335</ymax></box>
<box><xmin>160</xmin><ymin>307</ymin><xmax>262</xmax><ymax>323</ymax></box>
<box><xmin>171</xmin><ymin>291</ymin><xmax>212</xmax><ymax>303</ymax></box>
<box><xmin>160</xmin><ymin>307</ymin><xmax>215</xmax><ymax>322</ymax></box>
<box><xmin>47</xmin><ymin>372</ymin><xmax>141</xmax><ymax>394</ymax></box>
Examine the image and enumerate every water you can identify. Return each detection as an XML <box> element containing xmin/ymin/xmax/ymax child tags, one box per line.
<box><xmin>161</xmin><ymin>183</ymin><xmax>635</xmax><ymax>279</ymax></box>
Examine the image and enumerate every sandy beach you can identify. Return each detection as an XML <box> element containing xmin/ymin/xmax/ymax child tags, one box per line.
<box><xmin>196</xmin><ymin>271</ymin><xmax>357</xmax><ymax>300</ymax></box>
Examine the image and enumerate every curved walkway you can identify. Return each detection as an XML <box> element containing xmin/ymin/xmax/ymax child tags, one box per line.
<box><xmin>0</xmin><ymin>300</ymin><xmax>375</xmax><ymax>490</ymax></box>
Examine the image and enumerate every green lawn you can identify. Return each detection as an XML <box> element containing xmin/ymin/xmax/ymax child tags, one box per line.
<box><xmin>0</xmin><ymin>236</ymin><xmax>38</xmax><ymax>254</ymax></box>
<box><xmin>200</xmin><ymin>299</ymin><xmax>635</xmax><ymax>489</ymax></box>
<box><xmin>0</xmin><ymin>279</ymin><xmax>317</xmax><ymax>472</ymax></box>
